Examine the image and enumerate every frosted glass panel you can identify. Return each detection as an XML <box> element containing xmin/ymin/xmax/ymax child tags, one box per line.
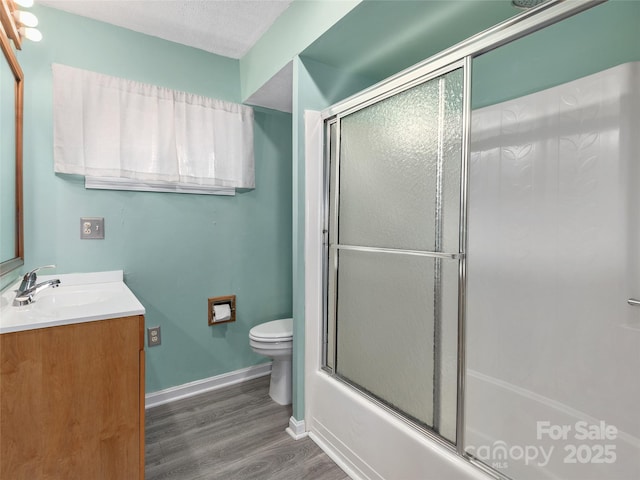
<box><xmin>336</xmin><ymin>249</ymin><xmax>436</xmax><ymax>425</ymax></box>
<box><xmin>338</xmin><ymin>69</ymin><xmax>463</xmax><ymax>252</ymax></box>
<box><xmin>326</xmin><ymin>66</ymin><xmax>464</xmax><ymax>444</ymax></box>
<box><xmin>441</xmin><ymin>70</ymin><xmax>464</xmax><ymax>253</ymax></box>
<box><xmin>437</xmin><ymin>257</ymin><xmax>459</xmax><ymax>442</ymax></box>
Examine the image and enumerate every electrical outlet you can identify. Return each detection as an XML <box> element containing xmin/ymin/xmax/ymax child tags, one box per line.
<box><xmin>80</xmin><ymin>217</ymin><xmax>105</xmax><ymax>239</ymax></box>
<box><xmin>147</xmin><ymin>326</ymin><xmax>161</xmax><ymax>347</ymax></box>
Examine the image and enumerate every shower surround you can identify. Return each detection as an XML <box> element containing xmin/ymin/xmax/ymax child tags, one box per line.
<box><xmin>466</xmin><ymin>61</ymin><xmax>640</xmax><ymax>480</ymax></box>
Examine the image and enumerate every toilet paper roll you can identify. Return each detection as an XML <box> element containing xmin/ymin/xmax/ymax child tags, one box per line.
<box><xmin>213</xmin><ymin>303</ymin><xmax>232</xmax><ymax>322</ymax></box>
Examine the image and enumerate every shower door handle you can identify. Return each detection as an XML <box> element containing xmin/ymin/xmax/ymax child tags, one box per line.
<box><xmin>628</xmin><ymin>299</ymin><xmax>640</xmax><ymax>306</ymax></box>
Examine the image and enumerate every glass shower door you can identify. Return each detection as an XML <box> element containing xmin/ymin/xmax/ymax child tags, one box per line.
<box><xmin>325</xmin><ymin>66</ymin><xmax>464</xmax><ymax>442</ymax></box>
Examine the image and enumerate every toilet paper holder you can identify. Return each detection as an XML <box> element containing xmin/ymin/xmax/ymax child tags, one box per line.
<box><xmin>208</xmin><ymin>295</ymin><xmax>236</xmax><ymax>325</ymax></box>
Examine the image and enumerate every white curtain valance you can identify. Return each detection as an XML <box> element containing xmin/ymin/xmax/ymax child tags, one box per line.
<box><xmin>52</xmin><ymin>63</ymin><xmax>255</xmax><ymax>192</ymax></box>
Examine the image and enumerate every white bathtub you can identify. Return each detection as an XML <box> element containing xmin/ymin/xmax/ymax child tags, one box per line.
<box><xmin>465</xmin><ymin>370</ymin><xmax>640</xmax><ymax>480</ymax></box>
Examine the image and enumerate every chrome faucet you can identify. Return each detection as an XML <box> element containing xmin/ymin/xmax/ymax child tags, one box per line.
<box><xmin>13</xmin><ymin>265</ymin><xmax>61</xmax><ymax>306</ymax></box>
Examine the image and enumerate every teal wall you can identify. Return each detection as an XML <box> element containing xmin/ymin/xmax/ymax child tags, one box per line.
<box><xmin>240</xmin><ymin>0</ymin><xmax>361</xmax><ymax>102</ymax></box>
<box><xmin>301</xmin><ymin>0</ymin><xmax>518</xmax><ymax>83</ymax></box>
<box><xmin>16</xmin><ymin>6</ymin><xmax>293</xmax><ymax>393</ymax></box>
<box><xmin>472</xmin><ymin>0</ymin><xmax>640</xmax><ymax>109</ymax></box>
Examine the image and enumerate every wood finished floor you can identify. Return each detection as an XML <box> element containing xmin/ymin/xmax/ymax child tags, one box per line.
<box><xmin>145</xmin><ymin>376</ymin><xmax>350</xmax><ymax>480</ymax></box>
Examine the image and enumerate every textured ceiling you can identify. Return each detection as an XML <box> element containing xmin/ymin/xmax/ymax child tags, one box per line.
<box><xmin>37</xmin><ymin>0</ymin><xmax>294</xmax><ymax>59</ymax></box>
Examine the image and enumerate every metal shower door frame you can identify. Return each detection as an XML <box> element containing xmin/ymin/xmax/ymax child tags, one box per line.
<box><xmin>323</xmin><ymin>59</ymin><xmax>467</xmax><ymax>441</ymax></box>
<box><xmin>318</xmin><ymin>0</ymin><xmax>607</xmax><ymax>477</ymax></box>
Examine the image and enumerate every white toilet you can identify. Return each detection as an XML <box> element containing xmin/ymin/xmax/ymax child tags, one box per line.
<box><xmin>249</xmin><ymin>318</ymin><xmax>293</xmax><ymax>405</ymax></box>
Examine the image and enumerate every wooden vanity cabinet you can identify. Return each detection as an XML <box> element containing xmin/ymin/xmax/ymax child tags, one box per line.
<box><xmin>0</xmin><ymin>315</ymin><xmax>145</xmax><ymax>479</ymax></box>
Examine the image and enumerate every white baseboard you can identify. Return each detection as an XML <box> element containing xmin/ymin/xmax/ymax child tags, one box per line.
<box><xmin>285</xmin><ymin>416</ymin><xmax>308</xmax><ymax>440</ymax></box>
<box><xmin>145</xmin><ymin>363</ymin><xmax>272</xmax><ymax>409</ymax></box>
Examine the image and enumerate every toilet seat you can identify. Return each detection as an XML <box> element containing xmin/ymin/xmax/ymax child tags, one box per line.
<box><xmin>249</xmin><ymin>318</ymin><xmax>293</xmax><ymax>343</ymax></box>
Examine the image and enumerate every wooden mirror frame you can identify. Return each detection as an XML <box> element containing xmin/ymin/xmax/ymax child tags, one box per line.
<box><xmin>0</xmin><ymin>0</ymin><xmax>24</xmax><ymax>277</ymax></box>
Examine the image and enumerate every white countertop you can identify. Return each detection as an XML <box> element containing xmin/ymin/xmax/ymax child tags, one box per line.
<box><xmin>0</xmin><ymin>270</ymin><xmax>145</xmax><ymax>334</ymax></box>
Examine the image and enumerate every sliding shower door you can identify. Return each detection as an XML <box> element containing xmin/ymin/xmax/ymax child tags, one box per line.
<box><xmin>325</xmin><ymin>66</ymin><xmax>464</xmax><ymax>442</ymax></box>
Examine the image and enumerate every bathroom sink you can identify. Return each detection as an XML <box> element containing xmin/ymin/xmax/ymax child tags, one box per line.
<box><xmin>0</xmin><ymin>270</ymin><xmax>145</xmax><ymax>334</ymax></box>
<box><xmin>34</xmin><ymin>283</ymin><xmax>120</xmax><ymax>310</ymax></box>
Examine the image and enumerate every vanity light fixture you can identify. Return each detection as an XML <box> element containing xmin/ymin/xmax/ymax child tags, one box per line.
<box><xmin>0</xmin><ymin>0</ymin><xmax>41</xmax><ymax>49</ymax></box>
<box><xmin>14</xmin><ymin>9</ymin><xmax>37</xmax><ymax>27</ymax></box>
<box><xmin>19</xmin><ymin>25</ymin><xmax>41</xmax><ymax>41</ymax></box>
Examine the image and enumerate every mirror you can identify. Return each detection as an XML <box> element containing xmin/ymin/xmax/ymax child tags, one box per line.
<box><xmin>0</xmin><ymin>21</ymin><xmax>24</xmax><ymax>276</ymax></box>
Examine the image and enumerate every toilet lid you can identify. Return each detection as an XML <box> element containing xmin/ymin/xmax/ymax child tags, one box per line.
<box><xmin>249</xmin><ymin>318</ymin><xmax>293</xmax><ymax>342</ymax></box>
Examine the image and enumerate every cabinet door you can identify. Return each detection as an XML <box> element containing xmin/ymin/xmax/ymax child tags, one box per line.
<box><xmin>0</xmin><ymin>315</ymin><xmax>144</xmax><ymax>479</ymax></box>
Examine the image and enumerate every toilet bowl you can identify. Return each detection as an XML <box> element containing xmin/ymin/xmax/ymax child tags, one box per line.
<box><xmin>249</xmin><ymin>318</ymin><xmax>293</xmax><ymax>405</ymax></box>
